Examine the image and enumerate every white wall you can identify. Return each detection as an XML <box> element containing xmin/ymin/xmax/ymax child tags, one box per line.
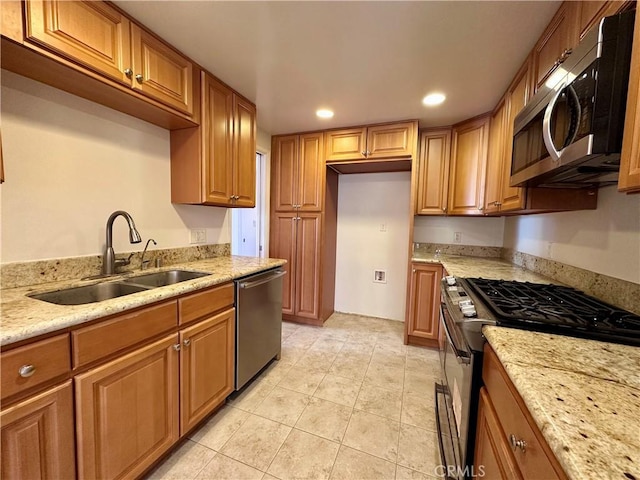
<box><xmin>503</xmin><ymin>186</ymin><xmax>640</xmax><ymax>284</ymax></box>
<box><xmin>1</xmin><ymin>71</ymin><xmax>229</xmax><ymax>263</ymax></box>
<box><xmin>335</xmin><ymin>172</ymin><xmax>411</xmax><ymax>321</ymax></box>
<box><xmin>413</xmin><ymin>216</ymin><xmax>505</xmax><ymax>246</ymax></box>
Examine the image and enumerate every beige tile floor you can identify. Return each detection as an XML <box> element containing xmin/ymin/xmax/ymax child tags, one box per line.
<box><xmin>146</xmin><ymin>312</ymin><xmax>444</xmax><ymax>480</ymax></box>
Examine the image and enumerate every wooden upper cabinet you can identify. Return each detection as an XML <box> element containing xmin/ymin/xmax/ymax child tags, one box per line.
<box><xmin>324</xmin><ymin>128</ymin><xmax>367</xmax><ymax>161</ymax></box>
<box><xmin>203</xmin><ymin>74</ymin><xmax>234</xmax><ymax>205</ymax></box>
<box><xmin>577</xmin><ymin>1</ymin><xmax>630</xmax><ymax>40</ymax></box>
<box><xmin>449</xmin><ymin>114</ymin><xmax>490</xmax><ymax>216</ymax></box>
<box><xmin>415</xmin><ymin>128</ymin><xmax>451</xmax><ymax>215</ymax></box>
<box><xmin>232</xmin><ymin>95</ymin><xmax>257</xmax><ymax>207</ymax></box>
<box><xmin>1</xmin><ymin>381</ymin><xmax>76</xmax><ymax>480</ymax></box>
<box><xmin>23</xmin><ymin>0</ymin><xmax>194</xmax><ymax>116</ymax></box>
<box><xmin>325</xmin><ymin>122</ymin><xmax>417</xmax><ymax>162</ymax></box>
<box><xmin>366</xmin><ymin>122</ymin><xmax>416</xmax><ymax>159</ymax></box>
<box><xmin>619</xmin><ymin>6</ymin><xmax>640</xmax><ymax>193</ymax></box>
<box><xmin>532</xmin><ymin>2</ymin><xmax>579</xmax><ymax>91</ymax></box>
<box><xmin>180</xmin><ymin>308</ymin><xmax>235</xmax><ymax>435</ymax></box>
<box><xmin>130</xmin><ymin>24</ymin><xmax>193</xmax><ymax>115</ymax></box>
<box><xmin>272</xmin><ymin>133</ymin><xmax>324</xmax><ymax>212</ymax></box>
<box><xmin>484</xmin><ymin>99</ymin><xmax>507</xmax><ymax>215</ymax></box>
<box><xmin>406</xmin><ymin>263</ymin><xmax>442</xmax><ymax>345</ymax></box>
<box><xmin>24</xmin><ymin>0</ymin><xmax>132</xmax><ymax>84</ymax></box>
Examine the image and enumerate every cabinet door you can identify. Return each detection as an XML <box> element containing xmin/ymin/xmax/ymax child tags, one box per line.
<box><xmin>449</xmin><ymin>115</ymin><xmax>490</xmax><ymax>216</ymax></box>
<box><xmin>75</xmin><ymin>334</ymin><xmax>179</xmax><ymax>480</ymax></box>
<box><xmin>272</xmin><ymin>135</ymin><xmax>299</xmax><ymax>212</ymax></box>
<box><xmin>180</xmin><ymin>308</ymin><xmax>235</xmax><ymax>435</ymax></box>
<box><xmin>325</xmin><ymin>128</ymin><xmax>367</xmax><ymax>162</ymax></box>
<box><xmin>24</xmin><ymin>0</ymin><xmax>131</xmax><ymax>84</ymax></box>
<box><xmin>366</xmin><ymin>122</ymin><xmax>416</xmax><ymax>159</ymax></box>
<box><xmin>474</xmin><ymin>387</ymin><xmax>523</xmax><ymax>480</ymax></box>
<box><xmin>533</xmin><ymin>2</ymin><xmax>579</xmax><ymax>91</ymax></box>
<box><xmin>298</xmin><ymin>132</ymin><xmax>325</xmax><ymax>211</ymax></box>
<box><xmin>233</xmin><ymin>95</ymin><xmax>257</xmax><ymax>207</ymax></box>
<box><xmin>500</xmin><ymin>61</ymin><xmax>531</xmax><ymax>212</ymax></box>
<box><xmin>295</xmin><ymin>213</ymin><xmax>321</xmax><ymax>320</ymax></box>
<box><xmin>1</xmin><ymin>381</ymin><xmax>75</xmax><ymax>480</ymax></box>
<box><xmin>203</xmin><ymin>74</ymin><xmax>234</xmax><ymax>205</ymax></box>
<box><xmin>407</xmin><ymin>263</ymin><xmax>441</xmax><ymax>341</ymax></box>
<box><xmin>130</xmin><ymin>24</ymin><xmax>193</xmax><ymax>115</ymax></box>
<box><xmin>619</xmin><ymin>9</ymin><xmax>640</xmax><ymax>193</ymax></box>
<box><xmin>484</xmin><ymin>100</ymin><xmax>507</xmax><ymax>215</ymax></box>
<box><xmin>270</xmin><ymin>213</ymin><xmax>297</xmax><ymax>316</ymax></box>
<box><xmin>416</xmin><ymin>129</ymin><xmax>450</xmax><ymax>215</ymax></box>
<box><xmin>578</xmin><ymin>1</ymin><xmax>628</xmax><ymax>40</ymax></box>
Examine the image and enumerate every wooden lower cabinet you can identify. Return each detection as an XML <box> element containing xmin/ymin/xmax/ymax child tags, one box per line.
<box><xmin>1</xmin><ymin>381</ymin><xmax>76</xmax><ymax>480</ymax></box>
<box><xmin>75</xmin><ymin>334</ymin><xmax>180</xmax><ymax>480</ymax></box>
<box><xmin>180</xmin><ymin>308</ymin><xmax>235</xmax><ymax>434</ymax></box>
<box><xmin>477</xmin><ymin>344</ymin><xmax>567</xmax><ymax>480</ymax></box>
<box><xmin>405</xmin><ymin>262</ymin><xmax>442</xmax><ymax>347</ymax></box>
<box><xmin>475</xmin><ymin>388</ymin><xmax>523</xmax><ymax>480</ymax></box>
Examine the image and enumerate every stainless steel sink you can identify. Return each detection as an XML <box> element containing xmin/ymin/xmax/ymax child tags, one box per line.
<box><xmin>29</xmin><ymin>281</ymin><xmax>151</xmax><ymax>306</ymax></box>
<box><xmin>124</xmin><ymin>270</ymin><xmax>210</xmax><ymax>288</ymax></box>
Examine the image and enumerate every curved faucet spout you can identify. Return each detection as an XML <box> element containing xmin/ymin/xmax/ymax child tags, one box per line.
<box><xmin>103</xmin><ymin>210</ymin><xmax>142</xmax><ymax>275</ymax></box>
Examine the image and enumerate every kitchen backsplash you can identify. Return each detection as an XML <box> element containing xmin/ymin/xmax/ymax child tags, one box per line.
<box><xmin>0</xmin><ymin>243</ymin><xmax>230</xmax><ymax>289</ymax></box>
<box><xmin>502</xmin><ymin>248</ymin><xmax>640</xmax><ymax>315</ymax></box>
<box><xmin>412</xmin><ymin>242</ymin><xmax>502</xmax><ymax>258</ymax></box>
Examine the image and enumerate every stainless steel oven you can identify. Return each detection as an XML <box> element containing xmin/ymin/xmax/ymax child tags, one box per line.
<box><xmin>435</xmin><ymin>278</ymin><xmax>493</xmax><ymax>480</ymax></box>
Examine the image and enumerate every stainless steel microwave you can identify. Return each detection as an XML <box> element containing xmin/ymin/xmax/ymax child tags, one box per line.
<box><xmin>510</xmin><ymin>10</ymin><xmax>635</xmax><ymax>188</ymax></box>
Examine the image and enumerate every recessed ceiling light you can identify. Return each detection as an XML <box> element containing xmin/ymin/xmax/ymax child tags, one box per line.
<box><xmin>316</xmin><ymin>109</ymin><xmax>334</xmax><ymax>118</ymax></box>
<box><xmin>422</xmin><ymin>93</ymin><xmax>446</xmax><ymax>106</ymax></box>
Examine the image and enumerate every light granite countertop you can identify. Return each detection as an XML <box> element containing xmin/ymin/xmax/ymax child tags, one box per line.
<box><xmin>483</xmin><ymin>326</ymin><xmax>640</xmax><ymax>480</ymax></box>
<box><xmin>0</xmin><ymin>256</ymin><xmax>285</xmax><ymax>347</ymax></box>
<box><xmin>412</xmin><ymin>252</ymin><xmax>561</xmax><ymax>284</ymax></box>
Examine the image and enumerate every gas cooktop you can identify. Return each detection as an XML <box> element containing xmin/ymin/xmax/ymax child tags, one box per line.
<box><xmin>463</xmin><ymin>278</ymin><xmax>640</xmax><ymax>346</ymax></box>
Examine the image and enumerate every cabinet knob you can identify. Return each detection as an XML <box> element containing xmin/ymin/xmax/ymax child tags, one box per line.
<box><xmin>412</xmin><ymin>269</ymin><xmax>416</xmax><ymax>273</ymax></box>
<box><xmin>183</xmin><ymin>339</ymin><xmax>191</xmax><ymax>347</ymax></box>
<box><xmin>135</xmin><ymin>74</ymin><xmax>144</xmax><ymax>84</ymax></box>
<box><xmin>366</xmin><ymin>150</ymin><xmax>371</xmax><ymax>156</ymax></box>
<box><xmin>18</xmin><ymin>364</ymin><xmax>36</xmax><ymax>378</ymax></box>
<box><xmin>361</xmin><ymin>151</ymin><xmax>367</xmax><ymax>157</ymax></box>
<box><xmin>442</xmin><ymin>207</ymin><xmax>446</xmax><ymax>212</ymax></box>
<box><xmin>478</xmin><ymin>205</ymin><xmax>483</xmax><ymax>211</ymax></box>
<box><xmin>509</xmin><ymin>434</ymin><xmax>527</xmax><ymax>453</ymax></box>
<box><xmin>173</xmin><ymin>344</ymin><xmax>181</xmax><ymax>351</ymax></box>
<box><xmin>124</xmin><ymin>68</ymin><xmax>133</xmax><ymax>78</ymax></box>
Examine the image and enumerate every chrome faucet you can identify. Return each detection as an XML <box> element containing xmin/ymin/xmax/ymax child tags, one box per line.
<box><xmin>102</xmin><ymin>210</ymin><xmax>142</xmax><ymax>275</ymax></box>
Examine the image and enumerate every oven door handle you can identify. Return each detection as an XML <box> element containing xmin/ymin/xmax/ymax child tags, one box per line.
<box><xmin>435</xmin><ymin>383</ymin><xmax>459</xmax><ymax>480</ymax></box>
<box><xmin>440</xmin><ymin>304</ymin><xmax>471</xmax><ymax>365</ymax></box>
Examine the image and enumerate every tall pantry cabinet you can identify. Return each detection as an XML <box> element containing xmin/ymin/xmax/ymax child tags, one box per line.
<box><xmin>270</xmin><ymin>133</ymin><xmax>338</xmax><ymax>326</ymax></box>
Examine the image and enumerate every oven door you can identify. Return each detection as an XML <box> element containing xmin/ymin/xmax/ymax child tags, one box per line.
<box><xmin>435</xmin><ymin>302</ymin><xmax>473</xmax><ymax>480</ymax></box>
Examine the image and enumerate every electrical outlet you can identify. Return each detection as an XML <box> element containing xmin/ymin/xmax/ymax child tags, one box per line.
<box><xmin>190</xmin><ymin>229</ymin><xmax>206</xmax><ymax>244</ymax></box>
<box><xmin>373</xmin><ymin>270</ymin><xmax>387</xmax><ymax>283</ymax></box>
<box><xmin>454</xmin><ymin>232</ymin><xmax>462</xmax><ymax>243</ymax></box>
<box><xmin>380</xmin><ymin>223</ymin><xmax>387</xmax><ymax>232</ymax></box>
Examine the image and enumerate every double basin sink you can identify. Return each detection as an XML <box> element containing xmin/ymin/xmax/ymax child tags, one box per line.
<box><xmin>29</xmin><ymin>270</ymin><xmax>211</xmax><ymax>305</ymax></box>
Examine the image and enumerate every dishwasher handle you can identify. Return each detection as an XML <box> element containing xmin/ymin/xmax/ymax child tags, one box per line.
<box><xmin>239</xmin><ymin>270</ymin><xmax>286</xmax><ymax>289</ymax></box>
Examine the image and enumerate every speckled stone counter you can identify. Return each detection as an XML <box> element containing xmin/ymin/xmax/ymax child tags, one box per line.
<box><xmin>412</xmin><ymin>252</ymin><xmax>561</xmax><ymax>284</ymax></box>
<box><xmin>0</xmin><ymin>256</ymin><xmax>285</xmax><ymax>347</ymax></box>
<box><xmin>484</xmin><ymin>326</ymin><xmax>640</xmax><ymax>480</ymax></box>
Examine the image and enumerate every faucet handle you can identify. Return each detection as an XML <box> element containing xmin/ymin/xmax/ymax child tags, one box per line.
<box><xmin>115</xmin><ymin>253</ymin><xmax>135</xmax><ymax>267</ymax></box>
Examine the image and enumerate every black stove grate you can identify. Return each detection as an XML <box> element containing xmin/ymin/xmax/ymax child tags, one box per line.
<box><xmin>465</xmin><ymin>278</ymin><xmax>640</xmax><ymax>345</ymax></box>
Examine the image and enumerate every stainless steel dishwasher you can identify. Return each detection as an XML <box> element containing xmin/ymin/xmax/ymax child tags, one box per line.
<box><xmin>234</xmin><ymin>268</ymin><xmax>286</xmax><ymax>390</ymax></box>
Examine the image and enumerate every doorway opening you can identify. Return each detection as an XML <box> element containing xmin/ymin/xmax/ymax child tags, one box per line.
<box><xmin>231</xmin><ymin>152</ymin><xmax>267</xmax><ymax>257</ymax></box>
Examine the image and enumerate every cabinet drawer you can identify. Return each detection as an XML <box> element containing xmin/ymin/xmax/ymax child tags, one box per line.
<box><xmin>483</xmin><ymin>345</ymin><xmax>563</xmax><ymax>480</ymax></box>
<box><xmin>179</xmin><ymin>282</ymin><xmax>234</xmax><ymax>325</ymax></box>
<box><xmin>1</xmin><ymin>334</ymin><xmax>71</xmax><ymax>400</ymax></box>
<box><xmin>72</xmin><ymin>301</ymin><xmax>177</xmax><ymax>368</ymax></box>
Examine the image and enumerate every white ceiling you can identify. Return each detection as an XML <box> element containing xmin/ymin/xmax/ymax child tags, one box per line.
<box><xmin>114</xmin><ymin>1</ymin><xmax>561</xmax><ymax>135</ymax></box>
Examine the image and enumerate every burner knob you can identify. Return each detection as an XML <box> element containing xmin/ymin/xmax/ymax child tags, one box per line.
<box><xmin>461</xmin><ymin>306</ymin><xmax>477</xmax><ymax>317</ymax></box>
<box><xmin>445</xmin><ymin>276</ymin><xmax>456</xmax><ymax>286</ymax></box>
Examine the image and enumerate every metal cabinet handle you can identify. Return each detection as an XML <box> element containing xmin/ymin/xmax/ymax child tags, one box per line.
<box><xmin>183</xmin><ymin>339</ymin><xmax>191</xmax><ymax>347</ymax></box>
<box><xmin>366</xmin><ymin>150</ymin><xmax>371</xmax><ymax>156</ymax></box>
<box><xmin>18</xmin><ymin>364</ymin><xmax>36</xmax><ymax>378</ymax></box>
<box><xmin>135</xmin><ymin>74</ymin><xmax>144</xmax><ymax>84</ymax></box>
<box><xmin>361</xmin><ymin>150</ymin><xmax>367</xmax><ymax>156</ymax></box>
<box><xmin>173</xmin><ymin>344</ymin><xmax>181</xmax><ymax>351</ymax></box>
<box><xmin>509</xmin><ymin>434</ymin><xmax>527</xmax><ymax>452</ymax></box>
<box><xmin>124</xmin><ymin>68</ymin><xmax>133</xmax><ymax>78</ymax></box>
